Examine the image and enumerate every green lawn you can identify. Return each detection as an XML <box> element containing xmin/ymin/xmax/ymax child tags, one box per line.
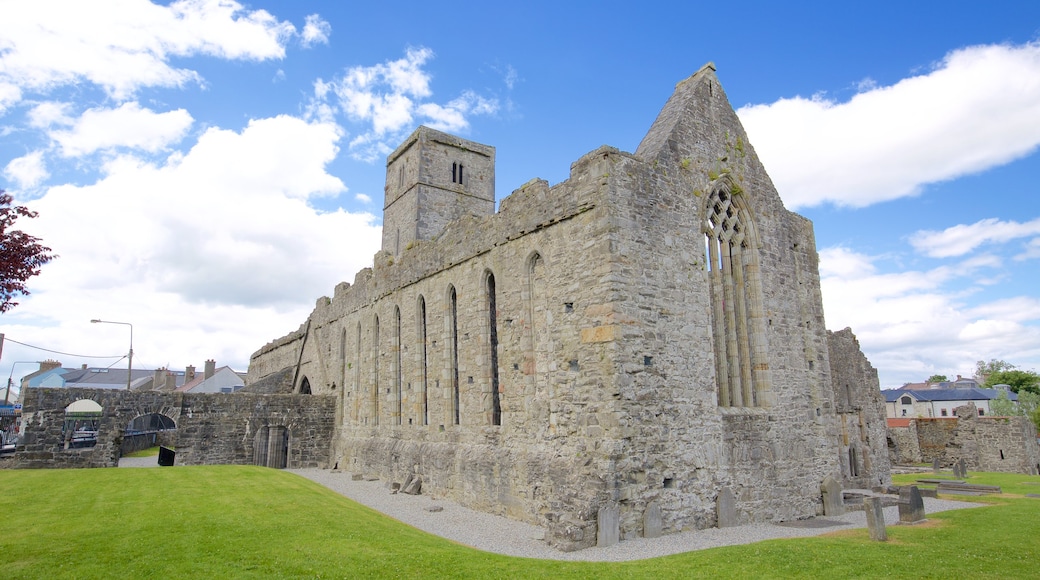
<box><xmin>1</xmin><ymin>466</ymin><xmax>1038</xmax><ymax>578</ymax></box>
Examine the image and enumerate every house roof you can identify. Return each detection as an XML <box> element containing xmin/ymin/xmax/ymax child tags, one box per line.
<box><xmin>883</xmin><ymin>388</ymin><xmax>1016</xmax><ymax>403</ymax></box>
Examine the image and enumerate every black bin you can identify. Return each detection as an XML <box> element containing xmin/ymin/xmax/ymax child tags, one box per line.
<box><xmin>158</xmin><ymin>446</ymin><xmax>176</xmax><ymax>467</ymax></box>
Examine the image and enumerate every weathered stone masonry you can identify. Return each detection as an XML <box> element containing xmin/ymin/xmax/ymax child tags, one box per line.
<box><xmin>5</xmin><ymin>387</ymin><xmax>335</xmax><ymax>470</ymax></box>
<box><xmin>248</xmin><ymin>65</ymin><xmax>891</xmax><ymax>551</ymax></box>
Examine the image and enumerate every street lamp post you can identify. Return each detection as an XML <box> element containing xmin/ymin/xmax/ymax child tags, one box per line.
<box><xmin>90</xmin><ymin>319</ymin><xmax>133</xmax><ymax>390</ymax></box>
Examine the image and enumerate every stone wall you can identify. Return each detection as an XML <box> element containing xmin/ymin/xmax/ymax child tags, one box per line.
<box><xmin>886</xmin><ymin>422</ymin><xmax>921</xmax><ymax>465</ymax></box>
<box><xmin>826</xmin><ymin>328</ymin><xmax>892</xmax><ymax>489</ymax></box>
<box><xmin>1</xmin><ymin>387</ymin><xmax>335</xmax><ymax>469</ymax></box>
<box><xmin>247</xmin><ymin>65</ymin><xmax>878</xmax><ymax>551</ymax></box>
<box><xmin>887</xmin><ymin>405</ymin><xmax>1040</xmax><ymax>474</ymax></box>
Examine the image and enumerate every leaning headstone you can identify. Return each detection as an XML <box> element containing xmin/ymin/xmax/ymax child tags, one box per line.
<box><xmin>898</xmin><ymin>486</ymin><xmax>926</xmax><ymax>524</ymax></box>
<box><xmin>403</xmin><ymin>475</ymin><xmax>422</xmax><ymax>495</ymax></box>
<box><xmin>957</xmin><ymin>459</ymin><xmax>968</xmax><ymax>478</ymax></box>
<box><xmin>717</xmin><ymin>486</ymin><xmax>739</xmax><ymax>528</ymax></box>
<box><xmin>864</xmin><ymin>496</ymin><xmax>887</xmax><ymax>541</ymax></box>
<box><xmin>597</xmin><ymin>504</ymin><xmax>620</xmax><ymax>547</ymax></box>
<box><xmin>932</xmin><ymin>458</ymin><xmax>940</xmax><ymax>474</ymax></box>
<box><xmin>821</xmin><ymin>476</ymin><xmax>845</xmax><ymax>516</ymax></box>
<box><xmin>951</xmin><ymin>460</ymin><xmax>962</xmax><ymax>479</ymax></box>
<box><xmin>643</xmin><ymin>501</ymin><xmax>662</xmax><ymax>539</ymax></box>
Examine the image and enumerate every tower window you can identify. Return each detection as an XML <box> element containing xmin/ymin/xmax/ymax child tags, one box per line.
<box><xmin>451</xmin><ymin>162</ymin><xmax>464</xmax><ymax>184</ymax></box>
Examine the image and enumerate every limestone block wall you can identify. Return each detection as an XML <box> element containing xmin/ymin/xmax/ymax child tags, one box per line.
<box><xmin>914</xmin><ymin>418</ymin><xmax>959</xmax><ymax>464</ymax></box>
<box><xmin>248</xmin><ymin>66</ymin><xmax>855</xmax><ymax>551</ymax></box>
<box><xmin>2</xmin><ymin>387</ymin><xmax>335</xmax><ymax>469</ymax></box>
<box><xmin>827</xmin><ymin>328</ymin><xmax>892</xmax><ymax>489</ymax></box>
<box><xmin>886</xmin><ymin>423</ymin><xmax>922</xmax><ymax>465</ymax></box>
<box><xmin>946</xmin><ymin>405</ymin><xmax>1040</xmax><ymax>474</ymax></box>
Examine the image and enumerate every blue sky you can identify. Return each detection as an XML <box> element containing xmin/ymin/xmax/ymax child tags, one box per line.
<box><xmin>1</xmin><ymin>0</ymin><xmax>1039</xmax><ymax>390</ymax></box>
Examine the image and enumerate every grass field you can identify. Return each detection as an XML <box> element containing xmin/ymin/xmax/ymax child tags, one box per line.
<box><xmin>1</xmin><ymin>467</ymin><xmax>1037</xmax><ymax>578</ymax></box>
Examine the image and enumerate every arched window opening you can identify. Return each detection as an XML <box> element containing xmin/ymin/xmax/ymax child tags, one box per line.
<box><xmin>373</xmin><ymin>315</ymin><xmax>380</xmax><ymax>426</ymax></box>
<box><xmin>418</xmin><ymin>295</ymin><xmax>429</xmax><ymax>426</ymax></box>
<box><xmin>487</xmin><ymin>271</ymin><xmax>501</xmax><ymax>426</ymax></box>
<box><xmin>449</xmin><ymin>285</ymin><xmax>460</xmax><ymax>425</ymax></box>
<box><xmin>299</xmin><ymin>377</ymin><xmax>311</xmax><ymax>395</ymax></box>
<box><xmin>704</xmin><ymin>185</ymin><xmax>768</xmax><ymax>407</ymax></box>
<box><xmin>64</xmin><ymin>399</ymin><xmax>102</xmax><ymax>449</ymax></box>
<box><xmin>394</xmin><ymin>306</ymin><xmax>403</xmax><ymax>426</ymax></box>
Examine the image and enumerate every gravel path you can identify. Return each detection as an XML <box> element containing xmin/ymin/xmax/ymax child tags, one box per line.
<box><xmin>289</xmin><ymin>468</ymin><xmax>982</xmax><ymax>562</ymax></box>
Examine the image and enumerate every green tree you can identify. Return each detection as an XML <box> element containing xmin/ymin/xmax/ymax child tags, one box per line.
<box><xmin>926</xmin><ymin>374</ymin><xmax>948</xmax><ymax>383</ymax></box>
<box><xmin>0</xmin><ymin>190</ymin><xmax>55</xmax><ymax>312</ymax></box>
<box><xmin>984</xmin><ymin>369</ymin><xmax>1040</xmax><ymax>394</ymax></box>
<box><xmin>975</xmin><ymin>359</ymin><xmax>1017</xmax><ymax>384</ymax></box>
<box><xmin>990</xmin><ymin>390</ymin><xmax>1040</xmax><ymax>431</ymax></box>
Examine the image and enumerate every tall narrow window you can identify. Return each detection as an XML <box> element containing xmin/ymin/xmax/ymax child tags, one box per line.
<box><xmin>449</xmin><ymin>285</ymin><xmax>460</xmax><ymax>425</ymax></box>
<box><xmin>451</xmin><ymin>162</ymin><xmax>457</xmax><ymax>183</ymax></box>
<box><xmin>704</xmin><ymin>184</ymin><xmax>768</xmax><ymax>407</ymax></box>
<box><xmin>355</xmin><ymin>322</ymin><xmax>362</xmax><ymax>423</ymax></box>
<box><xmin>458</xmin><ymin>163</ymin><xmax>464</xmax><ymax>185</ymax></box>
<box><xmin>394</xmin><ymin>306</ymin><xmax>402</xmax><ymax>425</ymax></box>
<box><xmin>418</xmin><ymin>295</ymin><xmax>429</xmax><ymax>426</ymax></box>
<box><xmin>373</xmin><ymin>315</ymin><xmax>380</xmax><ymax>425</ymax></box>
<box><xmin>487</xmin><ymin>272</ymin><xmax>501</xmax><ymax>425</ymax></box>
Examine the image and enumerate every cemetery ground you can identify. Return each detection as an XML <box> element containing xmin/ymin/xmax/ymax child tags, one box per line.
<box><xmin>1</xmin><ymin>467</ymin><xmax>1037</xmax><ymax>579</ymax></box>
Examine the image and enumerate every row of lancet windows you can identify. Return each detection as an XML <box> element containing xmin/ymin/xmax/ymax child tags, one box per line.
<box><xmin>345</xmin><ymin>269</ymin><xmax>505</xmax><ymax>428</ymax></box>
<box><xmin>704</xmin><ymin>186</ymin><xmax>768</xmax><ymax>407</ymax></box>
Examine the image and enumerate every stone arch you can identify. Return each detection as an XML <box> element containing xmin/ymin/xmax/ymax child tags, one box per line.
<box><xmin>64</xmin><ymin>399</ymin><xmax>102</xmax><ymax>449</ymax></box>
<box><xmin>299</xmin><ymin>376</ymin><xmax>312</xmax><ymax>395</ymax></box>
<box><xmin>703</xmin><ymin>177</ymin><xmax>770</xmax><ymax>407</ymax></box>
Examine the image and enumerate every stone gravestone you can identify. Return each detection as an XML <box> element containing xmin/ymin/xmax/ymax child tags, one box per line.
<box><xmin>643</xmin><ymin>501</ymin><xmax>662</xmax><ymax>539</ymax></box>
<box><xmin>956</xmin><ymin>458</ymin><xmax>968</xmax><ymax>479</ymax></box>
<box><xmin>821</xmin><ymin>476</ymin><xmax>845</xmax><ymax>516</ymax></box>
<box><xmin>597</xmin><ymin>504</ymin><xmax>620</xmax><ymax>548</ymax></box>
<box><xmin>932</xmin><ymin>458</ymin><xmax>940</xmax><ymax>474</ymax></box>
<box><xmin>863</xmin><ymin>496</ymin><xmax>887</xmax><ymax>541</ymax></box>
<box><xmin>898</xmin><ymin>485</ymin><xmax>926</xmax><ymax>524</ymax></box>
<box><xmin>717</xmin><ymin>486</ymin><xmax>739</xmax><ymax>528</ymax></box>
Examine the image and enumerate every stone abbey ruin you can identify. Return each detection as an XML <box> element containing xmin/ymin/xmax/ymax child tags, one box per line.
<box><xmin>247</xmin><ymin>65</ymin><xmax>892</xmax><ymax>550</ymax></box>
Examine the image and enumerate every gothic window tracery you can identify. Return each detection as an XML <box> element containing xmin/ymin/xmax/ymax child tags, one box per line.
<box><xmin>704</xmin><ymin>185</ymin><xmax>769</xmax><ymax>407</ymax></box>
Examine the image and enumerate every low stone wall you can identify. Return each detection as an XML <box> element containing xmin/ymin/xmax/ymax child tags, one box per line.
<box><xmin>0</xmin><ymin>387</ymin><xmax>336</xmax><ymax>470</ymax></box>
<box><xmin>913</xmin><ymin>418</ymin><xmax>959</xmax><ymax>464</ymax></box>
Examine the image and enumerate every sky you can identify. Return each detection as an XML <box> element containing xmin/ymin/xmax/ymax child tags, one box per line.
<box><xmin>1</xmin><ymin>0</ymin><xmax>1039</xmax><ymax>391</ymax></box>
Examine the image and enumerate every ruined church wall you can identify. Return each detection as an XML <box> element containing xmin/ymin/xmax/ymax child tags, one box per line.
<box><xmin>827</xmin><ymin>328</ymin><xmax>892</xmax><ymax>488</ymax></box>
<box><xmin>249</xmin><ymin>146</ymin><xmax>624</xmax><ymax>550</ymax></box>
<box><xmin>4</xmin><ymin>387</ymin><xmax>335</xmax><ymax>469</ymax></box>
<box><xmin>618</xmin><ymin>68</ymin><xmax>841</xmax><ymax>532</ymax></box>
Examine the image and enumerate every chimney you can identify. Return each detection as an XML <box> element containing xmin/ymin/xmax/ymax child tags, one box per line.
<box><xmin>204</xmin><ymin>359</ymin><xmax>216</xmax><ymax>379</ymax></box>
<box><xmin>165</xmin><ymin>371</ymin><xmax>177</xmax><ymax>391</ymax></box>
<box><xmin>153</xmin><ymin>368</ymin><xmax>164</xmax><ymax>390</ymax></box>
<box><xmin>81</xmin><ymin>364</ymin><xmax>88</xmax><ymax>370</ymax></box>
<box><xmin>185</xmin><ymin>365</ymin><xmax>196</xmax><ymax>382</ymax></box>
<box><xmin>39</xmin><ymin>359</ymin><xmax>62</xmax><ymax>372</ymax></box>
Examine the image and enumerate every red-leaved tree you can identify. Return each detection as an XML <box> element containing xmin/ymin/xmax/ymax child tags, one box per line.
<box><xmin>0</xmin><ymin>190</ymin><xmax>56</xmax><ymax>312</ymax></box>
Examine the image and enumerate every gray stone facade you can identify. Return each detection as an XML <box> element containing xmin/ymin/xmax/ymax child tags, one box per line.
<box><xmin>827</xmin><ymin>328</ymin><xmax>892</xmax><ymax>489</ymax></box>
<box><xmin>247</xmin><ymin>65</ymin><xmax>888</xmax><ymax>551</ymax></box>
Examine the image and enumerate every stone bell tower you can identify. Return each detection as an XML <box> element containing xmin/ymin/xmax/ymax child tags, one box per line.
<box><xmin>381</xmin><ymin>126</ymin><xmax>495</xmax><ymax>256</ymax></box>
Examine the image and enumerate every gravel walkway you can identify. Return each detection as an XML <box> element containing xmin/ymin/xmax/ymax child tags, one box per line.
<box><xmin>289</xmin><ymin>468</ymin><xmax>982</xmax><ymax>562</ymax></box>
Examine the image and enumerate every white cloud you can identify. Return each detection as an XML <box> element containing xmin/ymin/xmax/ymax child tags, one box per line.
<box><xmin>314</xmin><ymin>48</ymin><xmax>499</xmax><ymax>162</ymax></box>
<box><xmin>819</xmin><ymin>246</ymin><xmax>1040</xmax><ymax>387</ymax></box>
<box><xmin>738</xmin><ymin>42</ymin><xmax>1040</xmax><ymax>209</ymax></box>
<box><xmin>355</xmin><ymin>193</ymin><xmax>372</xmax><ymax>204</ymax></box>
<box><xmin>0</xmin><ymin>82</ymin><xmax>21</xmax><ymax>114</ymax></box>
<box><xmin>9</xmin><ymin>113</ymin><xmax>381</xmax><ymax>374</ymax></box>
<box><xmin>28</xmin><ymin>102</ymin><xmax>74</xmax><ymax>128</ymax></box>
<box><xmin>909</xmin><ymin>216</ymin><xmax>1040</xmax><ymax>258</ymax></box>
<box><xmin>0</xmin><ymin>0</ymin><xmax>296</xmax><ymax>103</ymax></box>
<box><xmin>3</xmin><ymin>151</ymin><xmax>49</xmax><ymax>189</ymax></box>
<box><xmin>50</xmin><ymin>102</ymin><xmax>194</xmax><ymax>157</ymax></box>
<box><xmin>301</xmin><ymin>14</ymin><xmax>331</xmax><ymax>48</ymax></box>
